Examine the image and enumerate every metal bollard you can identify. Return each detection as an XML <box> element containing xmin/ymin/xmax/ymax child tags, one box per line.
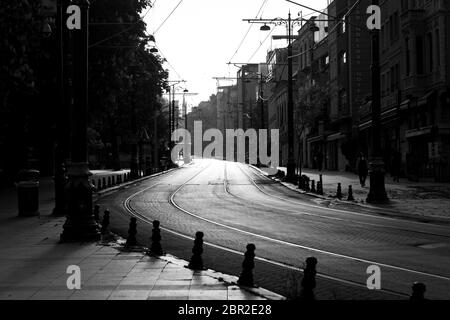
<box><xmin>318</xmin><ymin>174</ymin><xmax>323</xmax><ymax>195</ymax></box>
<box><xmin>238</xmin><ymin>244</ymin><xmax>256</xmax><ymax>287</ymax></box>
<box><xmin>347</xmin><ymin>185</ymin><xmax>355</xmax><ymax>201</ymax></box>
<box><xmin>125</xmin><ymin>217</ymin><xmax>137</xmax><ymax>247</ymax></box>
<box><xmin>300</xmin><ymin>257</ymin><xmax>317</xmax><ymax>300</ymax></box>
<box><xmin>150</xmin><ymin>220</ymin><xmax>163</xmax><ymax>256</ymax></box>
<box><xmin>410</xmin><ymin>282</ymin><xmax>427</xmax><ymax>301</ymax></box>
<box><xmin>17</xmin><ymin>169</ymin><xmax>40</xmax><ymax>217</ymax></box>
<box><xmin>336</xmin><ymin>183</ymin><xmax>342</xmax><ymax>199</ymax></box>
<box><xmin>188</xmin><ymin>231</ymin><xmax>204</xmax><ymax>270</ymax></box>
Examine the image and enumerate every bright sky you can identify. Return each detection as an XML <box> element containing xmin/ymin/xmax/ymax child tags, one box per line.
<box><xmin>144</xmin><ymin>0</ymin><xmax>329</xmax><ymax>107</ymax></box>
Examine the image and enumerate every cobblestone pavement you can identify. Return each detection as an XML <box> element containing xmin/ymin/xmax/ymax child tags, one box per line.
<box><xmin>97</xmin><ymin>159</ymin><xmax>450</xmax><ymax>299</ymax></box>
<box><xmin>272</xmin><ymin>167</ymin><xmax>450</xmax><ymax>220</ymax></box>
<box><xmin>0</xmin><ymin>215</ymin><xmax>280</xmax><ymax>300</ymax></box>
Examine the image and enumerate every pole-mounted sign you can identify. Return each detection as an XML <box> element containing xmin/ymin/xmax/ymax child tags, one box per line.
<box><xmin>66</xmin><ymin>5</ymin><xmax>81</xmax><ymax>30</ymax></box>
<box><xmin>366</xmin><ymin>5</ymin><xmax>381</xmax><ymax>30</ymax></box>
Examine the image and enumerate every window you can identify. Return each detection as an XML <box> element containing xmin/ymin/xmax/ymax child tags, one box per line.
<box><xmin>405</xmin><ymin>38</ymin><xmax>411</xmax><ymax>75</ymax></box>
<box><xmin>436</xmin><ymin>29</ymin><xmax>440</xmax><ymax>67</ymax></box>
<box><xmin>393</xmin><ymin>12</ymin><xmax>399</xmax><ymax>41</ymax></box>
<box><xmin>427</xmin><ymin>33</ymin><xmax>433</xmax><ymax>72</ymax></box>
<box><xmin>338</xmin><ymin>51</ymin><xmax>347</xmax><ymax>74</ymax></box>
<box><xmin>416</xmin><ymin>36</ymin><xmax>424</xmax><ymax>75</ymax></box>
<box><xmin>338</xmin><ymin>89</ymin><xmax>347</xmax><ymax>113</ymax></box>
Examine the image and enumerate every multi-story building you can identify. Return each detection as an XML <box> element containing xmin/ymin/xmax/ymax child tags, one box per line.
<box><xmin>266</xmin><ymin>48</ymin><xmax>290</xmax><ymax>166</ymax></box>
<box><xmin>326</xmin><ymin>0</ymin><xmax>372</xmax><ymax>171</ymax></box>
<box><xmin>358</xmin><ymin>0</ymin><xmax>450</xmax><ymax>182</ymax></box>
<box><xmin>217</xmin><ymin>85</ymin><xmax>238</xmax><ymax>133</ymax></box>
<box><xmin>296</xmin><ymin>15</ymin><xmax>331</xmax><ymax>171</ymax></box>
<box><xmin>236</xmin><ymin>64</ymin><xmax>259</xmax><ymax>130</ymax></box>
<box><xmin>399</xmin><ymin>0</ymin><xmax>450</xmax><ymax>181</ymax></box>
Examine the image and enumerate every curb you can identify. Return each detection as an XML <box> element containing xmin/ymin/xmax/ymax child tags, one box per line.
<box><xmin>93</xmin><ymin>166</ymin><xmax>181</xmax><ymax>201</ymax></box>
<box><xmin>105</xmin><ymin>234</ymin><xmax>285</xmax><ymax>301</ymax></box>
<box><xmin>249</xmin><ymin>165</ymin><xmax>450</xmax><ymax>225</ymax></box>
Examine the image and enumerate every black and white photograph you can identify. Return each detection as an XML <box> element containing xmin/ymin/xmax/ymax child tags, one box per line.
<box><xmin>1</xmin><ymin>0</ymin><xmax>450</xmax><ymax>313</ymax></box>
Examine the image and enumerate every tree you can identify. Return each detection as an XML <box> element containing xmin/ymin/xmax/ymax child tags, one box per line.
<box><xmin>87</xmin><ymin>0</ymin><xmax>168</xmax><ymax>169</ymax></box>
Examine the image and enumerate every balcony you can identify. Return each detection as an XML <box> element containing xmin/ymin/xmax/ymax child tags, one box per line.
<box><xmin>401</xmin><ymin>9</ymin><xmax>425</xmax><ymax>29</ymax></box>
<box><xmin>402</xmin><ymin>74</ymin><xmax>427</xmax><ymax>92</ymax></box>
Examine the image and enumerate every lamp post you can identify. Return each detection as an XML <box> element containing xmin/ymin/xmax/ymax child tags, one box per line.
<box><xmin>61</xmin><ymin>0</ymin><xmax>100</xmax><ymax>242</ymax></box>
<box><xmin>245</xmin><ymin>13</ymin><xmax>301</xmax><ymax>181</ymax></box>
<box><xmin>129</xmin><ymin>77</ymin><xmax>139</xmax><ymax>179</ymax></box>
<box><xmin>366</xmin><ymin>0</ymin><xmax>388</xmax><ymax>203</ymax></box>
<box><xmin>182</xmin><ymin>89</ymin><xmax>191</xmax><ymax>164</ymax></box>
<box><xmin>53</xmin><ymin>0</ymin><xmax>69</xmax><ymax>216</ymax></box>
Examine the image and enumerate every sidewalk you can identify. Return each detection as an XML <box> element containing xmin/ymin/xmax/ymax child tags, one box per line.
<box><xmin>273</xmin><ymin>167</ymin><xmax>450</xmax><ymax>220</ymax></box>
<box><xmin>0</xmin><ymin>175</ymin><xmax>282</xmax><ymax>300</ymax></box>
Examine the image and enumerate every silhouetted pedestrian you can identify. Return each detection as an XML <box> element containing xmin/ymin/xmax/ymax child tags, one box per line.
<box><xmin>357</xmin><ymin>153</ymin><xmax>368</xmax><ymax>187</ymax></box>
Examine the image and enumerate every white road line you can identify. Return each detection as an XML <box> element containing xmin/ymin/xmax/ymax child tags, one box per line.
<box><xmin>120</xmin><ymin>160</ymin><xmax>449</xmax><ymax>295</ymax></box>
<box><xmin>122</xmin><ymin>179</ymin><xmax>407</xmax><ymax>296</ymax></box>
<box><xmin>168</xmin><ymin>161</ymin><xmax>450</xmax><ymax>282</ymax></box>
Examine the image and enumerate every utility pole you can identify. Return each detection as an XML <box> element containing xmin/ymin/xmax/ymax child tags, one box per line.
<box><xmin>259</xmin><ymin>73</ymin><xmax>265</xmax><ymax>129</ymax></box>
<box><xmin>286</xmin><ymin>12</ymin><xmax>296</xmax><ymax>181</ymax></box>
<box><xmin>367</xmin><ymin>0</ymin><xmax>388</xmax><ymax>203</ymax></box>
<box><xmin>183</xmin><ymin>89</ymin><xmax>190</xmax><ymax>164</ymax></box>
<box><xmin>243</xmin><ymin>13</ymin><xmax>306</xmax><ymax>182</ymax></box>
<box><xmin>53</xmin><ymin>0</ymin><xmax>68</xmax><ymax>216</ymax></box>
<box><xmin>61</xmin><ymin>0</ymin><xmax>100</xmax><ymax>242</ymax></box>
<box><xmin>130</xmin><ymin>89</ymin><xmax>139</xmax><ymax>179</ymax></box>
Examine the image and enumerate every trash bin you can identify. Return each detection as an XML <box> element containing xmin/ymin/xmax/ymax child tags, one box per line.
<box><xmin>17</xmin><ymin>169</ymin><xmax>40</xmax><ymax>217</ymax></box>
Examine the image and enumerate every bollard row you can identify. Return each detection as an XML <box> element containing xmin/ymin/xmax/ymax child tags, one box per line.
<box><xmin>93</xmin><ymin>207</ymin><xmax>430</xmax><ymax>301</ymax></box>
<box><xmin>298</xmin><ymin>175</ymin><xmax>323</xmax><ymax>196</ymax></box>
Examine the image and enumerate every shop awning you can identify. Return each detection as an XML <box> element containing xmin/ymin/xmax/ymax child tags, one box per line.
<box><xmin>358</xmin><ymin>120</ymin><xmax>372</xmax><ymax>131</ymax></box>
<box><xmin>405</xmin><ymin>126</ymin><xmax>433</xmax><ymax>138</ymax></box>
<box><xmin>326</xmin><ymin>132</ymin><xmax>346</xmax><ymax>141</ymax></box>
<box><xmin>418</xmin><ymin>91</ymin><xmax>435</xmax><ymax>107</ymax></box>
<box><xmin>307</xmin><ymin>135</ymin><xmax>325</xmax><ymax>143</ymax></box>
<box><xmin>399</xmin><ymin>99</ymin><xmax>410</xmax><ymax>111</ymax></box>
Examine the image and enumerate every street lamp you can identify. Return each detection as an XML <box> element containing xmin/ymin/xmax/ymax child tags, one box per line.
<box><xmin>182</xmin><ymin>89</ymin><xmax>191</xmax><ymax>164</ymax></box>
<box><xmin>254</xmin><ymin>13</ymin><xmax>298</xmax><ymax>181</ymax></box>
<box><xmin>260</xmin><ymin>24</ymin><xmax>270</xmax><ymax>31</ymax></box>
<box><xmin>366</xmin><ymin>0</ymin><xmax>388</xmax><ymax>203</ymax></box>
<box><xmin>61</xmin><ymin>0</ymin><xmax>101</xmax><ymax>242</ymax></box>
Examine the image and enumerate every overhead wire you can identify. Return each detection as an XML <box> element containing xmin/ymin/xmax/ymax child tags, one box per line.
<box><xmin>154</xmin><ymin>0</ymin><xmax>185</xmax><ymax>34</ymax></box>
<box><xmin>89</xmin><ymin>5</ymin><xmax>154</xmax><ymax>48</ymax></box>
<box><xmin>228</xmin><ymin>0</ymin><xmax>270</xmax><ymax>63</ymax></box>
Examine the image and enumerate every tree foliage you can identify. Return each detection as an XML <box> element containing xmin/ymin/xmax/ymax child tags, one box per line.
<box><xmin>88</xmin><ymin>0</ymin><xmax>168</xmax><ymax>163</ymax></box>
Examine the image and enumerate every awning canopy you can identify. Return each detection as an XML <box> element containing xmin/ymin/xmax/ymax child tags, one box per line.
<box><xmin>326</xmin><ymin>132</ymin><xmax>346</xmax><ymax>141</ymax></box>
<box><xmin>358</xmin><ymin>120</ymin><xmax>372</xmax><ymax>131</ymax></box>
<box><xmin>307</xmin><ymin>135</ymin><xmax>325</xmax><ymax>143</ymax></box>
<box><xmin>399</xmin><ymin>99</ymin><xmax>410</xmax><ymax>110</ymax></box>
<box><xmin>418</xmin><ymin>91</ymin><xmax>435</xmax><ymax>107</ymax></box>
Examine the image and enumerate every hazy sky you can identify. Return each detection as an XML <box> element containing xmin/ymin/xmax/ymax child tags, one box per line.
<box><xmin>144</xmin><ymin>0</ymin><xmax>329</xmax><ymax>107</ymax></box>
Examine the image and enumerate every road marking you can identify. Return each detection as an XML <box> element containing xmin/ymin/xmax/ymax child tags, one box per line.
<box><xmin>122</xmin><ymin>179</ymin><xmax>407</xmax><ymax>297</ymax></box>
<box><xmin>168</xmin><ymin>161</ymin><xmax>450</xmax><ymax>283</ymax></box>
